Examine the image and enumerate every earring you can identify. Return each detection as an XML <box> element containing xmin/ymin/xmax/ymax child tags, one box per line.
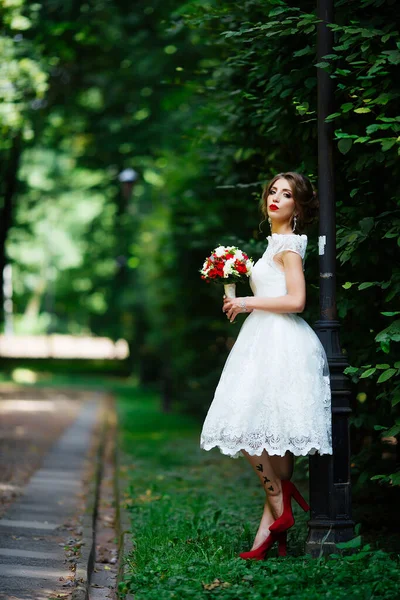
<box><xmin>292</xmin><ymin>215</ymin><xmax>297</xmax><ymax>232</ymax></box>
<box><xmin>268</xmin><ymin>217</ymin><xmax>272</xmax><ymax>228</ymax></box>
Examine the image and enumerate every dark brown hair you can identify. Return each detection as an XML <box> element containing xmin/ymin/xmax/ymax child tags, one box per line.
<box><xmin>260</xmin><ymin>172</ymin><xmax>318</xmax><ymax>232</ymax></box>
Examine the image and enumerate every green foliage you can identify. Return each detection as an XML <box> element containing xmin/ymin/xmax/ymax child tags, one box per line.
<box><xmin>0</xmin><ymin>1</ymin><xmax>48</xmax><ymax>139</ymax></box>
<box><xmin>319</xmin><ymin>3</ymin><xmax>400</xmax><ymax>487</ymax></box>
<box><xmin>7</xmin><ymin>148</ymin><xmax>115</xmax><ymax>333</ymax></box>
<box><xmin>144</xmin><ymin>0</ymin><xmax>400</xmax><ymax>490</ymax></box>
<box><xmin>1</xmin><ymin>0</ymin><xmax>399</xmax><ymax>491</ymax></box>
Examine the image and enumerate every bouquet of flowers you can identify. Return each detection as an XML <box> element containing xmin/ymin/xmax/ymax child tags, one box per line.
<box><xmin>200</xmin><ymin>245</ymin><xmax>253</xmax><ymax>298</ymax></box>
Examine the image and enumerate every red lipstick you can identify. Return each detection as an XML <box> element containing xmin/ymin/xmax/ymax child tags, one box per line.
<box><xmin>269</xmin><ymin>204</ymin><xmax>279</xmax><ymax>211</ymax></box>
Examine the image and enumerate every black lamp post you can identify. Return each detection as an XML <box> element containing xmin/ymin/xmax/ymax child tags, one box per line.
<box><xmin>112</xmin><ymin>168</ymin><xmax>139</xmax><ymax>358</ymax></box>
<box><xmin>118</xmin><ymin>168</ymin><xmax>138</xmax><ymax>205</ymax></box>
<box><xmin>305</xmin><ymin>0</ymin><xmax>355</xmax><ymax>556</ymax></box>
<box><xmin>116</xmin><ymin>168</ymin><xmax>138</xmax><ymax>269</ymax></box>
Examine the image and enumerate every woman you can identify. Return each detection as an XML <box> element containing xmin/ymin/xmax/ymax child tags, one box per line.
<box><xmin>200</xmin><ymin>172</ymin><xmax>332</xmax><ymax>559</ymax></box>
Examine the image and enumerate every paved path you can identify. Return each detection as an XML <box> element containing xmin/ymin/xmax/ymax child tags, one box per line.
<box><xmin>0</xmin><ymin>388</ymin><xmax>83</xmax><ymax>516</ymax></box>
<box><xmin>0</xmin><ymin>395</ymin><xmax>102</xmax><ymax>600</ymax></box>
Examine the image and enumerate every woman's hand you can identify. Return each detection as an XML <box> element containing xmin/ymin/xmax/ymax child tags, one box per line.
<box><xmin>223</xmin><ymin>296</ymin><xmax>252</xmax><ymax>323</ymax></box>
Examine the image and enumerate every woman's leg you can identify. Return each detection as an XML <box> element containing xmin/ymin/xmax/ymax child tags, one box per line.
<box><xmin>242</xmin><ymin>450</ymin><xmax>281</xmax><ymax>549</ymax></box>
<box><xmin>249</xmin><ymin>499</ymin><xmax>275</xmax><ymax>550</ymax></box>
<box><xmin>244</xmin><ymin>450</ymin><xmax>283</xmax><ymax>519</ymax></box>
<box><xmin>270</xmin><ymin>451</ymin><xmax>294</xmax><ymax>481</ymax></box>
<box><xmin>243</xmin><ymin>450</ymin><xmax>294</xmax><ymax>548</ymax></box>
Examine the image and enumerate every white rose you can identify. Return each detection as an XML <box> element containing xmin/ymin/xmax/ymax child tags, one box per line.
<box><xmin>215</xmin><ymin>246</ymin><xmax>226</xmax><ymax>257</ymax></box>
<box><xmin>223</xmin><ymin>257</ymin><xmax>236</xmax><ymax>277</ymax></box>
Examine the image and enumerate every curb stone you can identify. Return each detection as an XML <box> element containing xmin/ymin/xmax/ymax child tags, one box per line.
<box><xmin>116</xmin><ymin>462</ymin><xmax>135</xmax><ymax>600</ymax></box>
<box><xmin>71</xmin><ymin>396</ymin><xmax>107</xmax><ymax>600</ymax></box>
<box><xmin>113</xmin><ymin>397</ymin><xmax>135</xmax><ymax>600</ymax></box>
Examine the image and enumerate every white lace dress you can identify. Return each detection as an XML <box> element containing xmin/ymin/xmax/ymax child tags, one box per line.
<box><xmin>200</xmin><ymin>233</ymin><xmax>332</xmax><ymax>458</ymax></box>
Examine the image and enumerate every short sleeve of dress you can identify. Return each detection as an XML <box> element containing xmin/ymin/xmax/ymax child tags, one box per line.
<box><xmin>270</xmin><ymin>234</ymin><xmax>307</xmax><ymax>259</ymax></box>
<box><xmin>264</xmin><ymin>234</ymin><xmax>308</xmax><ymax>272</ymax></box>
<box><xmin>281</xmin><ymin>234</ymin><xmax>308</xmax><ymax>260</ymax></box>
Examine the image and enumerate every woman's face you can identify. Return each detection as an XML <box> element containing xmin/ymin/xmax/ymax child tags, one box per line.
<box><xmin>267</xmin><ymin>177</ymin><xmax>297</xmax><ymax>227</ymax></box>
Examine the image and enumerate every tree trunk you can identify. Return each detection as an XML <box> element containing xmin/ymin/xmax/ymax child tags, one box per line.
<box><xmin>0</xmin><ymin>133</ymin><xmax>22</xmax><ymax>325</ymax></box>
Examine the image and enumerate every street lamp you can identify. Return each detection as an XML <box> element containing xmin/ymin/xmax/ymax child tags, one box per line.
<box><xmin>305</xmin><ymin>0</ymin><xmax>355</xmax><ymax>556</ymax></box>
<box><xmin>115</xmin><ymin>168</ymin><xmax>139</xmax><ymax>268</ymax></box>
<box><xmin>118</xmin><ymin>168</ymin><xmax>138</xmax><ymax>202</ymax></box>
<box><xmin>115</xmin><ymin>168</ymin><xmax>140</xmax><ymax>375</ymax></box>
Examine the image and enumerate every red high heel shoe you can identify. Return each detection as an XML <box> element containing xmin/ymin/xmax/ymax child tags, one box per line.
<box><xmin>269</xmin><ymin>480</ymin><xmax>310</xmax><ymax>534</ymax></box>
<box><xmin>239</xmin><ymin>531</ymin><xmax>287</xmax><ymax>560</ymax></box>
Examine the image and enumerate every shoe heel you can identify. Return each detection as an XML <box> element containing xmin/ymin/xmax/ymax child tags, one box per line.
<box><xmin>291</xmin><ymin>484</ymin><xmax>310</xmax><ymax>512</ymax></box>
<box><xmin>277</xmin><ymin>532</ymin><xmax>287</xmax><ymax>557</ymax></box>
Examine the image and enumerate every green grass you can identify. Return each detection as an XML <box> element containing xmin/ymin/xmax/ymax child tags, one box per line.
<box><xmin>0</xmin><ymin>364</ymin><xmax>137</xmax><ymax>393</ymax></box>
<box><xmin>117</xmin><ymin>387</ymin><xmax>400</xmax><ymax>600</ymax></box>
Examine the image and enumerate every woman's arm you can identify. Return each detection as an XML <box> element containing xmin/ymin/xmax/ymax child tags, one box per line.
<box><xmin>223</xmin><ymin>251</ymin><xmax>306</xmax><ymax>322</ymax></box>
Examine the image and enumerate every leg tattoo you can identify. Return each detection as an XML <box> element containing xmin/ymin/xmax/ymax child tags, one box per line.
<box><xmin>263</xmin><ymin>476</ymin><xmax>271</xmax><ymax>484</ymax></box>
<box><xmin>256</xmin><ymin>464</ymin><xmax>263</xmax><ymax>472</ymax></box>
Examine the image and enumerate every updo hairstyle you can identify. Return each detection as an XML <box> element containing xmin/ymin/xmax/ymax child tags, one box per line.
<box><xmin>260</xmin><ymin>171</ymin><xmax>319</xmax><ymax>232</ymax></box>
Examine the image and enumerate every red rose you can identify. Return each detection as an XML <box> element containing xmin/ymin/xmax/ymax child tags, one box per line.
<box><xmin>236</xmin><ymin>262</ymin><xmax>247</xmax><ymax>274</ymax></box>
